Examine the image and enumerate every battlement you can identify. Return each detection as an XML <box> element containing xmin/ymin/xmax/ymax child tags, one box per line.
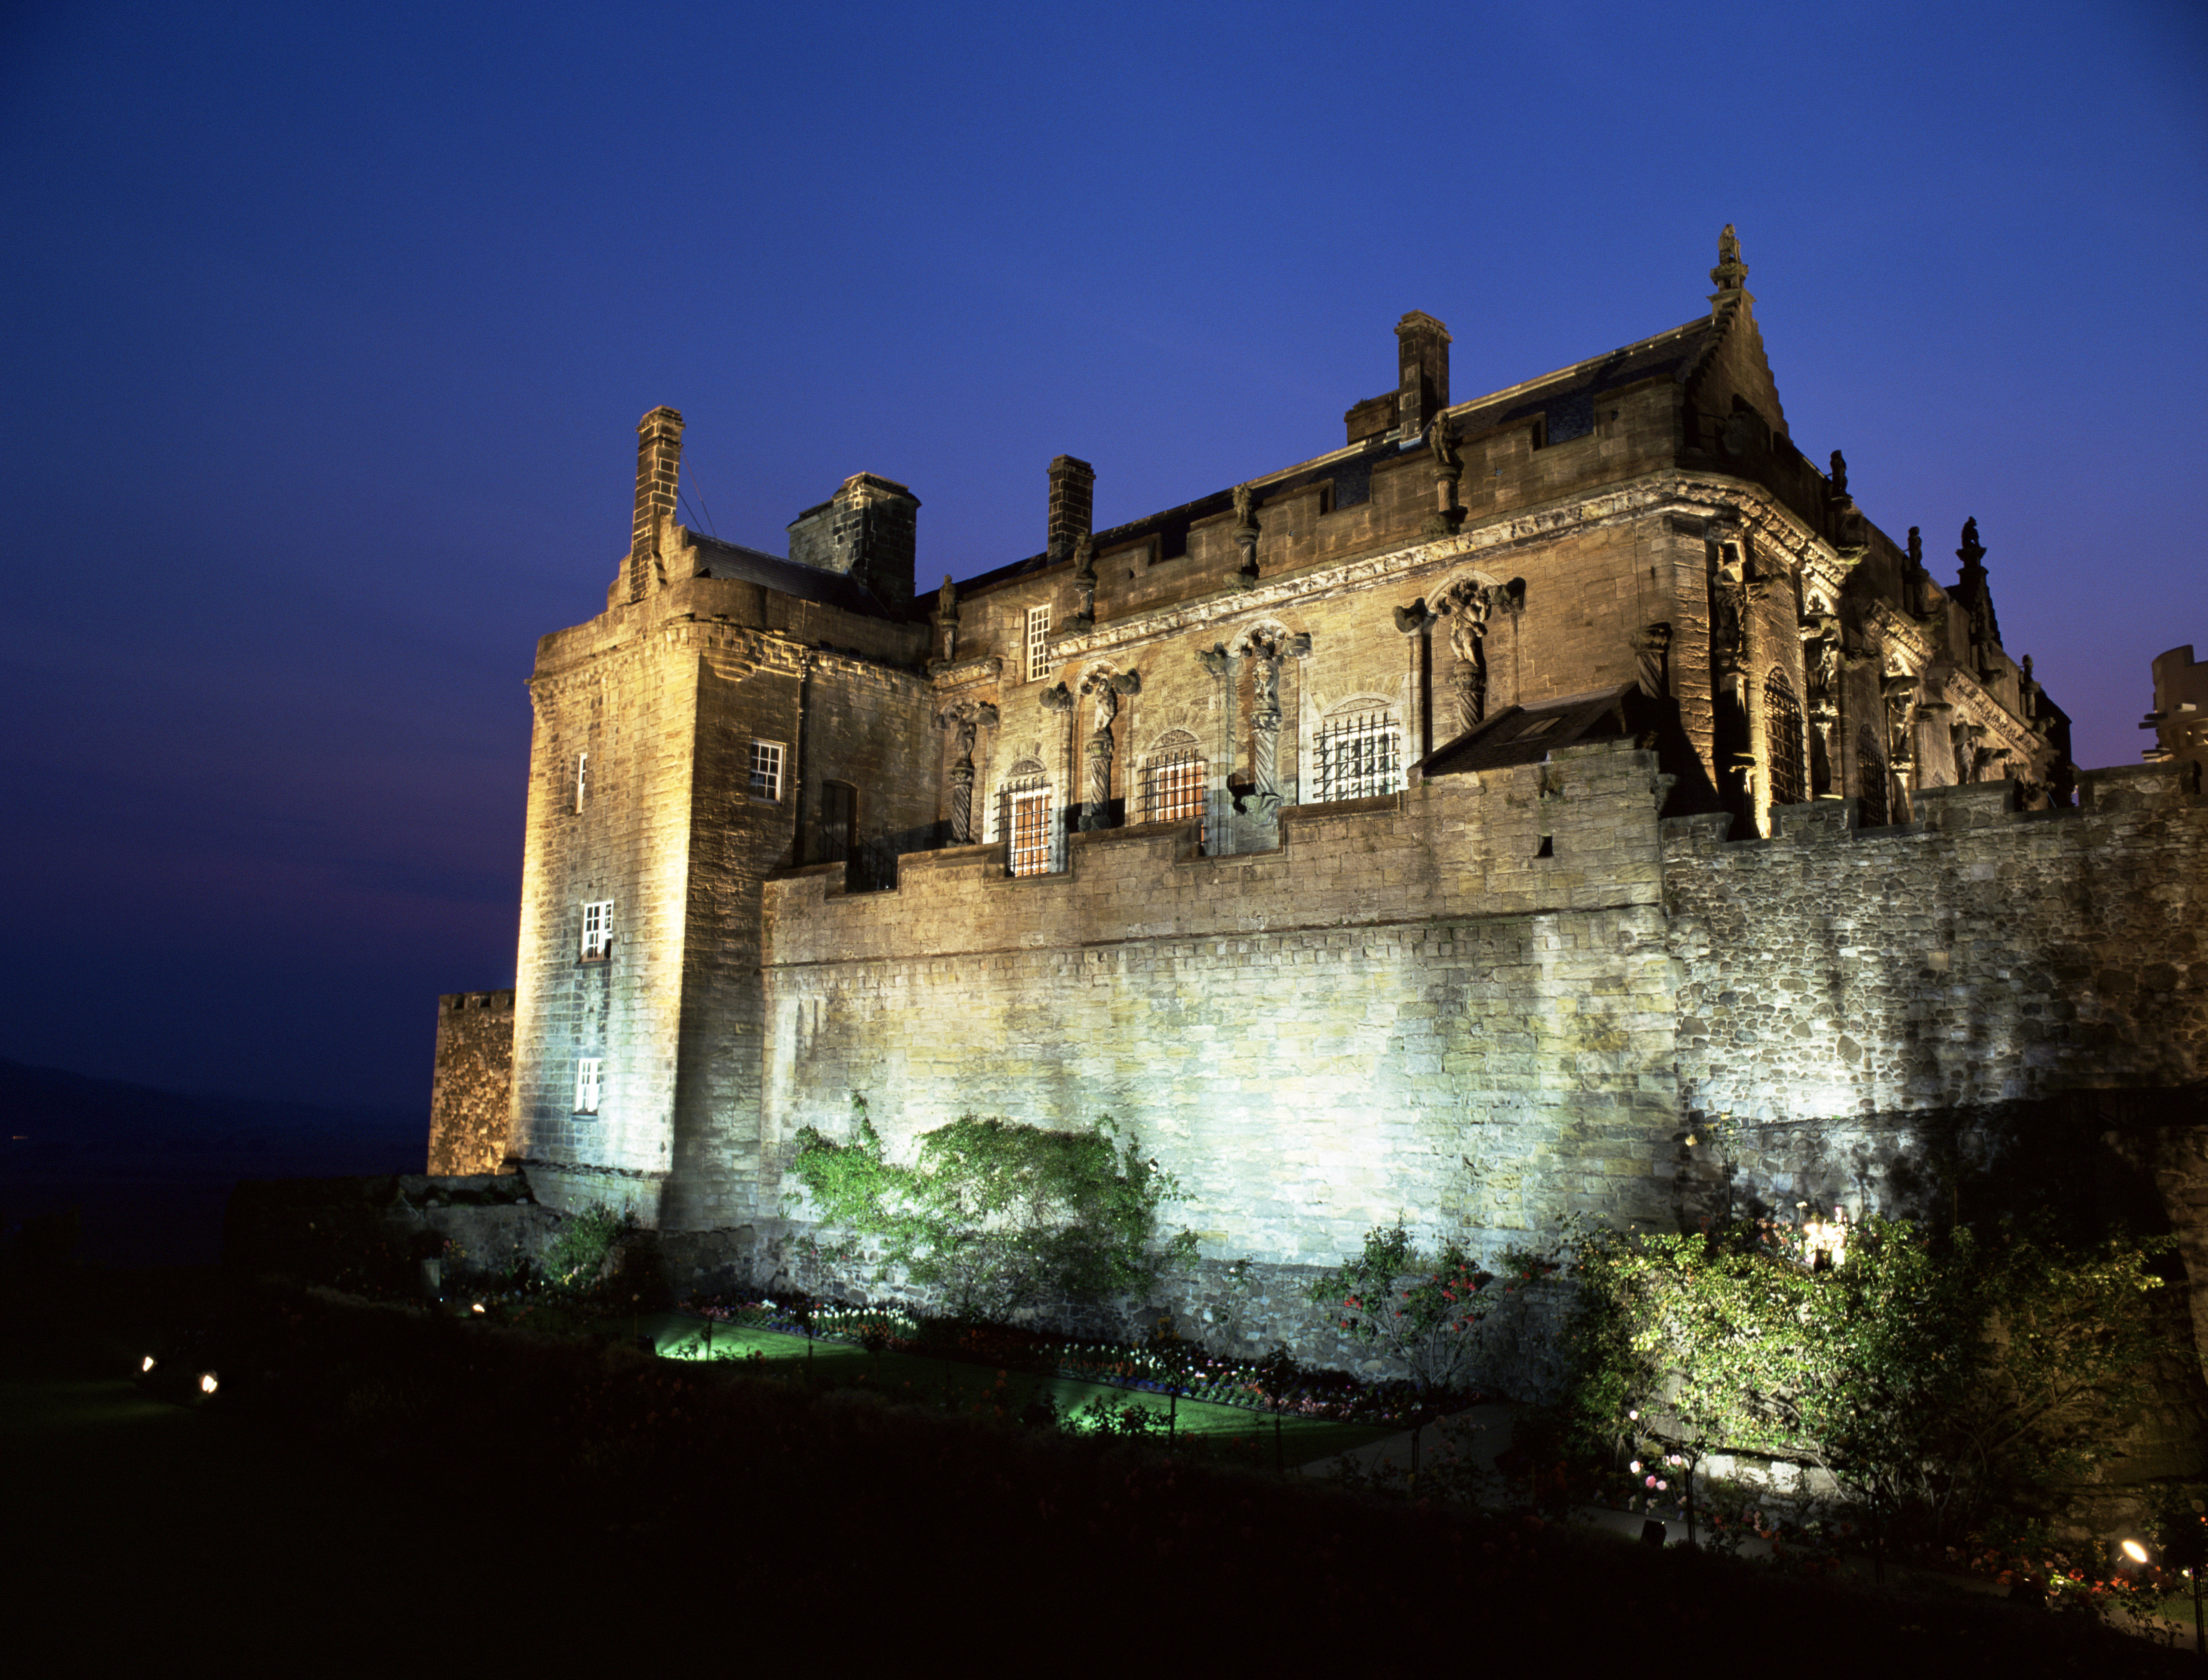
<box><xmin>438</xmin><ymin>989</ymin><xmax>514</xmax><ymax>1015</ymax></box>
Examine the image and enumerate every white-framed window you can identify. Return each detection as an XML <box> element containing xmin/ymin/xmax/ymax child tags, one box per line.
<box><xmin>574</xmin><ymin>1058</ymin><xmax>603</xmax><ymax>1115</ymax></box>
<box><xmin>749</xmin><ymin>739</ymin><xmax>785</xmax><ymax>802</ymax></box>
<box><xmin>1313</xmin><ymin>708</ymin><xmax>1401</xmax><ymax>803</ymax></box>
<box><xmin>581</xmin><ymin>899</ymin><xmax>612</xmax><ymax>959</ymax></box>
<box><xmin>575</xmin><ymin>751</ymin><xmax>588</xmax><ymax>812</ymax></box>
<box><xmin>1141</xmin><ymin>731</ymin><xmax>1207</xmax><ymax>847</ymax></box>
<box><xmin>1024</xmin><ymin>605</ymin><xmax>1051</xmax><ymax>683</ymax></box>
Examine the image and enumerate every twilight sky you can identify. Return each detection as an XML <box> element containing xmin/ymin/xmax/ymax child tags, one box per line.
<box><xmin>2</xmin><ymin>0</ymin><xmax>2202</xmax><ymax>1114</ymax></box>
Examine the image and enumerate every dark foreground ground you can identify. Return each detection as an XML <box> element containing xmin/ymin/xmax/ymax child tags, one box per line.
<box><xmin>0</xmin><ymin>1266</ymin><xmax>2189</xmax><ymax>1669</ymax></box>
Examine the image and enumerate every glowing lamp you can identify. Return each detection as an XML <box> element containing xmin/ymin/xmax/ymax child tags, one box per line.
<box><xmin>198</xmin><ymin>1373</ymin><xmax>219</xmax><ymax>1395</ymax></box>
<box><xmin>2122</xmin><ymin>1539</ymin><xmax>2150</xmax><ymax>1564</ymax></box>
<box><xmin>141</xmin><ymin>1355</ymin><xmax>156</xmax><ymax>1373</ymax></box>
<box><xmin>471</xmin><ymin>1303</ymin><xmax>485</xmax><ymax>1314</ymax></box>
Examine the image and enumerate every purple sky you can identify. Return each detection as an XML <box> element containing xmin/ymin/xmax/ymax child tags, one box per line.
<box><xmin>3</xmin><ymin>1</ymin><xmax>2202</xmax><ymax>1114</ymax></box>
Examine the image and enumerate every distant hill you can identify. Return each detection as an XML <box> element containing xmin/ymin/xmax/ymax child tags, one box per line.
<box><xmin>0</xmin><ymin>1057</ymin><xmax>425</xmax><ymax>1266</ymax></box>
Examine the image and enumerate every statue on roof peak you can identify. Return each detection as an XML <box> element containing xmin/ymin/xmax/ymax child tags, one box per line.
<box><xmin>1710</xmin><ymin>224</ymin><xmax>1750</xmax><ymax>292</ymax></box>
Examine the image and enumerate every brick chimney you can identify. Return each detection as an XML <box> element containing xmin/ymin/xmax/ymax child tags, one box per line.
<box><xmin>786</xmin><ymin>473</ymin><xmax>920</xmax><ymax>610</ymax></box>
<box><xmin>1047</xmin><ymin>455</ymin><xmax>1095</xmax><ymax>561</ymax></box>
<box><xmin>1394</xmin><ymin>312</ymin><xmax>1451</xmax><ymax>440</ymax></box>
<box><xmin>629</xmin><ymin>405</ymin><xmax>684</xmax><ymax>601</ymax></box>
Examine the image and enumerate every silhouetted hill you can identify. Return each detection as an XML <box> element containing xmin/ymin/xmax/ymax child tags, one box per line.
<box><xmin>0</xmin><ymin>1057</ymin><xmax>422</xmax><ymax>1266</ymax></box>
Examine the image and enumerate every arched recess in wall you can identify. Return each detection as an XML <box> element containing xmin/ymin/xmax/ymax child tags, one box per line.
<box><xmin>1138</xmin><ymin>728</ymin><xmax>1206</xmax><ymax>836</ymax></box>
<box><xmin>997</xmin><ymin>756</ymin><xmax>1055</xmax><ymax>876</ymax></box>
<box><xmin>1763</xmin><ymin>668</ymin><xmax>1806</xmax><ymax>811</ymax></box>
<box><xmin>1856</xmin><ymin>724</ymin><xmax>1888</xmax><ymax>827</ymax></box>
<box><xmin>1311</xmin><ymin>693</ymin><xmax>1401</xmax><ymax>803</ymax></box>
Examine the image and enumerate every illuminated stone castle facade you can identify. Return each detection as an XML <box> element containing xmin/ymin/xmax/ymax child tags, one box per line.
<box><xmin>433</xmin><ymin>230</ymin><xmax>2203</xmax><ymax>1352</ymax></box>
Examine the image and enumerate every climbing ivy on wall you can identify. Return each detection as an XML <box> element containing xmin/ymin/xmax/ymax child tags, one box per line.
<box><xmin>785</xmin><ymin>1096</ymin><xmax>1198</xmax><ymax>1320</ymax></box>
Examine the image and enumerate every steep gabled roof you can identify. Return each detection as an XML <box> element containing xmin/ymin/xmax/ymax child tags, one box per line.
<box><xmin>1417</xmin><ymin>684</ymin><xmax>1649</xmax><ymax>777</ymax></box>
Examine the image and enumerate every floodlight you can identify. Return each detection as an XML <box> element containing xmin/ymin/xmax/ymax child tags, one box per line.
<box><xmin>141</xmin><ymin>1355</ymin><xmax>156</xmax><ymax>1373</ymax></box>
<box><xmin>2122</xmin><ymin>1538</ymin><xmax>2150</xmax><ymax>1564</ymax></box>
<box><xmin>198</xmin><ymin>1373</ymin><xmax>219</xmax><ymax>1395</ymax></box>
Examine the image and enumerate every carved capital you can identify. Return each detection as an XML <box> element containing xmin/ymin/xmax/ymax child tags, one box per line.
<box><xmin>1040</xmin><ymin>682</ymin><xmax>1074</xmax><ymax>714</ymax></box>
<box><xmin>1394</xmin><ymin>598</ymin><xmax>1435</xmax><ymax>634</ymax></box>
<box><xmin>1197</xmin><ymin>646</ymin><xmax>1232</xmax><ymax>680</ymax></box>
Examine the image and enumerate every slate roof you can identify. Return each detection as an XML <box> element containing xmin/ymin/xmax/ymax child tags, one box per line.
<box><xmin>680</xmin><ymin>530</ymin><xmax>898</xmax><ymax>617</ymax></box>
<box><xmin>1417</xmin><ymin>683</ymin><xmax>1650</xmax><ymax>777</ymax></box>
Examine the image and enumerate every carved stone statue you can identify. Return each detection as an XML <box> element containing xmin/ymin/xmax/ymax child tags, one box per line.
<box><xmin>1631</xmin><ymin>622</ymin><xmax>1672</xmax><ymax>699</ymax></box>
<box><xmin>1710</xmin><ymin>224</ymin><xmax>1749</xmax><ymax>291</ymax></box>
<box><xmin>1439</xmin><ymin>582</ymin><xmax>1494</xmax><ymax>735</ymax></box>
<box><xmin>1711</xmin><ymin>554</ymin><xmax>1749</xmax><ymax>679</ymax></box>
<box><xmin>1073</xmin><ymin>534</ymin><xmax>1096</xmax><ymax>578</ymax></box>
<box><xmin>1236</xmin><ymin>635</ymin><xmax>1297</xmax><ymax>816</ymax></box>
<box><xmin>1076</xmin><ymin>670</ymin><xmax>1140</xmax><ymax>829</ymax></box>
<box><xmin>1427</xmin><ymin>413</ymin><xmax>1461</xmax><ymax>476</ymax></box>
<box><xmin>935</xmin><ymin>700</ymin><xmax>999</xmax><ymax>844</ymax></box>
<box><xmin>1799</xmin><ymin>614</ymin><xmax>1840</xmax><ymax>710</ymax></box>
<box><xmin>1828</xmin><ymin>450</ymin><xmax>1848</xmax><ymax>498</ymax></box>
<box><xmin>1071</xmin><ymin>536</ymin><xmax>1097</xmax><ymax>624</ymax></box>
<box><xmin>1957</xmin><ymin>517</ymin><xmax>1985</xmax><ymax>566</ymax></box>
<box><xmin>1232</xmin><ymin>483</ymin><xmax>1255</xmax><ymax>531</ymax></box>
<box><xmin>936</xmin><ymin>573</ymin><xmax>957</xmax><ymax>621</ymax></box>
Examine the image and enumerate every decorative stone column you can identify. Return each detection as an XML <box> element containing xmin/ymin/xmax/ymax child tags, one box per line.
<box><xmin>1234</xmin><ymin>632</ymin><xmax>1309</xmax><ymax>819</ymax></box>
<box><xmin>1040</xmin><ymin>680</ymin><xmax>1076</xmax><ymax>868</ymax></box>
<box><xmin>1395</xmin><ymin>598</ymin><xmax>1438</xmax><ymax>764</ymax></box>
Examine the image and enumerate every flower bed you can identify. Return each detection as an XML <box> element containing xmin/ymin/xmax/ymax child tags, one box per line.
<box><xmin>684</xmin><ymin>1294</ymin><xmax>1486</xmax><ymax>1427</ymax></box>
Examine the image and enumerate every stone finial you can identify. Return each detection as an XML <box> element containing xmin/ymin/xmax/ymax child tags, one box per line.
<box><xmin>1907</xmin><ymin>527</ymin><xmax>1923</xmax><ymax>566</ymax></box>
<box><xmin>1709</xmin><ymin>224</ymin><xmax>1749</xmax><ymax>292</ymax></box>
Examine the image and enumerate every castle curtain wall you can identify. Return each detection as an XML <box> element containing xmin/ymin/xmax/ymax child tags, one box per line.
<box><xmin>762</xmin><ymin>742</ymin><xmax>1681</xmax><ymax>1264</ymax></box>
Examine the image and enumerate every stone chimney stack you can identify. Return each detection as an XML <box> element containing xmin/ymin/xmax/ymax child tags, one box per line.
<box><xmin>629</xmin><ymin>405</ymin><xmax>685</xmax><ymax>601</ymax></box>
<box><xmin>1047</xmin><ymin>455</ymin><xmax>1095</xmax><ymax>561</ymax></box>
<box><xmin>1394</xmin><ymin>312</ymin><xmax>1452</xmax><ymax>440</ymax></box>
<box><xmin>786</xmin><ymin>473</ymin><xmax>920</xmax><ymax>610</ymax></box>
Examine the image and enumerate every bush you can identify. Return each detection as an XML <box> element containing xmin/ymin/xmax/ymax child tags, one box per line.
<box><xmin>785</xmin><ymin>1096</ymin><xmax>1197</xmax><ymax>1320</ymax></box>
<box><xmin>544</xmin><ymin>1203</ymin><xmax>635</xmax><ymax>1291</ymax></box>
<box><xmin>1304</xmin><ymin>1219</ymin><xmax>1494</xmax><ymax>1397</ymax></box>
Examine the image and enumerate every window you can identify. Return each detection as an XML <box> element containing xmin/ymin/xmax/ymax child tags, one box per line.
<box><xmin>1314</xmin><ymin>709</ymin><xmax>1401</xmax><ymax>802</ymax></box>
<box><xmin>1140</xmin><ymin>732</ymin><xmax>1207</xmax><ymax>847</ymax></box>
<box><xmin>575</xmin><ymin>751</ymin><xmax>588</xmax><ymax>813</ymax></box>
<box><xmin>581</xmin><ymin>899</ymin><xmax>612</xmax><ymax>959</ymax></box>
<box><xmin>818</xmin><ymin>780</ymin><xmax>854</xmax><ymax>865</ymax></box>
<box><xmin>1024</xmin><ymin>605</ymin><xmax>1051</xmax><ymax>683</ymax></box>
<box><xmin>749</xmin><ymin>739</ymin><xmax>784</xmax><ymax>802</ymax></box>
<box><xmin>1764</xmin><ymin>670</ymin><xmax>1806</xmax><ymax>810</ymax></box>
<box><xmin>1005</xmin><ymin>765</ymin><xmax>1054</xmax><ymax>876</ymax></box>
<box><xmin>574</xmin><ymin>1058</ymin><xmax>603</xmax><ymax>1115</ymax></box>
<box><xmin>1856</xmin><ymin>726</ymin><xmax>1888</xmax><ymax>827</ymax></box>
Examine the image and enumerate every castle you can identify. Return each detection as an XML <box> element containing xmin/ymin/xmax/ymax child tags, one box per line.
<box><xmin>430</xmin><ymin>228</ymin><xmax>2204</xmax><ymax>1363</ymax></box>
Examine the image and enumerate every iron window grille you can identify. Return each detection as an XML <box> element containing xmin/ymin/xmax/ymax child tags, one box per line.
<box><xmin>1007</xmin><ymin>780</ymin><xmax>1054</xmax><ymax>876</ymax></box>
<box><xmin>1764</xmin><ymin>670</ymin><xmax>1806</xmax><ymax>810</ymax></box>
<box><xmin>1314</xmin><ymin>711</ymin><xmax>1401</xmax><ymax>803</ymax></box>
<box><xmin>1140</xmin><ymin>737</ymin><xmax>1207</xmax><ymax>848</ymax></box>
<box><xmin>1857</xmin><ymin>726</ymin><xmax>1889</xmax><ymax>827</ymax></box>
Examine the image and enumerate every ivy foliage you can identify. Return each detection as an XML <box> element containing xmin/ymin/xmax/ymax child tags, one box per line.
<box><xmin>1305</xmin><ymin>1220</ymin><xmax>1496</xmax><ymax>1395</ymax></box>
<box><xmin>785</xmin><ymin>1097</ymin><xmax>1198</xmax><ymax>1321</ymax></box>
<box><xmin>1568</xmin><ymin>1215</ymin><xmax>2171</xmax><ymax>1543</ymax></box>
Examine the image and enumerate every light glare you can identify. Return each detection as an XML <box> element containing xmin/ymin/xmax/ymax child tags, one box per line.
<box><xmin>2122</xmin><ymin>1539</ymin><xmax>2150</xmax><ymax>1564</ymax></box>
<box><xmin>199</xmin><ymin>1373</ymin><xmax>219</xmax><ymax>1394</ymax></box>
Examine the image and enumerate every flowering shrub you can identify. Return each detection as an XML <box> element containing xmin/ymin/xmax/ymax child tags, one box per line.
<box><xmin>1304</xmin><ymin>1220</ymin><xmax>1497</xmax><ymax>1396</ymax></box>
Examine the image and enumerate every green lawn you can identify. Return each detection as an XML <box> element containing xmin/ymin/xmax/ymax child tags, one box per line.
<box><xmin>647</xmin><ymin>1312</ymin><xmax>1394</xmax><ymax>1465</ymax></box>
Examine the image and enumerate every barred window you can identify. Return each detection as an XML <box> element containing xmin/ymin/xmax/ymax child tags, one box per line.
<box><xmin>1008</xmin><ymin>786</ymin><xmax>1053</xmax><ymax>876</ymax></box>
<box><xmin>581</xmin><ymin>900</ymin><xmax>612</xmax><ymax>959</ymax></box>
<box><xmin>1024</xmin><ymin>605</ymin><xmax>1051</xmax><ymax>683</ymax></box>
<box><xmin>1857</xmin><ymin>725</ymin><xmax>1888</xmax><ymax>827</ymax></box>
<box><xmin>1140</xmin><ymin>731</ymin><xmax>1206</xmax><ymax>846</ymax></box>
<box><xmin>1763</xmin><ymin>670</ymin><xmax>1806</xmax><ymax>810</ymax></box>
<box><xmin>574</xmin><ymin>1058</ymin><xmax>602</xmax><ymax>1115</ymax></box>
<box><xmin>749</xmin><ymin>739</ymin><xmax>785</xmax><ymax>802</ymax></box>
<box><xmin>1313</xmin><ymin>709</ymin><xmax>1401</xmax><ymax>803</ymax></box>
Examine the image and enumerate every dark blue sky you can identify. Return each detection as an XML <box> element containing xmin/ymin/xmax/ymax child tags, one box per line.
<box><xmin>3</xmin><ymin>0</ymin><xmax>2202</xmax><ymax>1114</ymax></box>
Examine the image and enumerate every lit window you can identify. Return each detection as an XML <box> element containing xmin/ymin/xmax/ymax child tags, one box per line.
<box><xmin>581</xmin><ymin>900</ymin><xmax>612</xmax><ymax>959</ymax></box>
<box><xmin>1141</xmin><ymin>732</ymin><xmax>1207</xmax><ymax>847</ymax></box>
<box><xmin>1764</xmin><ymin>670</ymin><xmax>1806</xmax><ymax>810</ymax></box>
<box><xmin>1006</xmin><ymin>767</ymin><xmax>1054</xmax><ymax>876</ymax></box>
<box><xmin>1314</xmin><ymin>710</ymin><xmax>1401</xmax><ymax>802</ymax></box>
<box><xmin>1024</xmin><ymin>605</ymin><xmax>1051</xmax><ymax>683</ymax></box>
<box><xmin>575</xmin><ymin>751</ymin><xmax>588</xmax><ymax>812</ymax></box>
<box><xmin>574</xmin><ymin>1058</ymin><xmax>602</xmax><ymax>1115</ymax></box>
<box><xmin>749</xmin><ymin>739</ymin><xmax>785</xmax><ymax>802</ymax></box>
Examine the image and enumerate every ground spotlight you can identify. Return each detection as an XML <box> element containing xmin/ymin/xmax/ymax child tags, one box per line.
<box><xmin>471</xmin><ymin>1302</ymin><xmax>485</xmax><ymax>1314</ymax></box>
<box><xmin>2122</xmin><ymin>1538</ymin><xmax>2151</xmax><ymax>1565</ymax></box>
<box><xmin>198</xmin><ymin>1372</ymin><xmax>219</xmax><ymax>1395</ymax></box>
<box><xmin>141</xmin><ymin>1355</ymin><xmax>156</xmax><ymax>1373</ymax></box>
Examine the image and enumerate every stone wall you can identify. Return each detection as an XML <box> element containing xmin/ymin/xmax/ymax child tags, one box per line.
<box><xmin>763</xmin><ymin>738</ymin><xmax>1682</xmax><ymax>1268</ymax></box>
<box><xmin>426</xmin><ymin>990</ymin><xmax>514</xmax><ymax>1175</ymax></box>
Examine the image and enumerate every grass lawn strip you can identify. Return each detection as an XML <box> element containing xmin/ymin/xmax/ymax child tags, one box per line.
<box><xmin>646</xmin><ymin>1312</ymin><xmax>1394</xmax><ymax>1464</ymax></box>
